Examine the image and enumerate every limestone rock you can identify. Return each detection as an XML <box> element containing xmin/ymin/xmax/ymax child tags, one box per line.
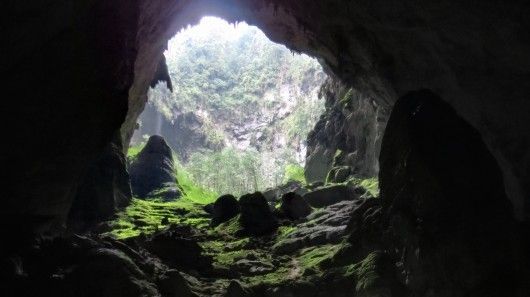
<box><xmin>273</xmin><ymin>200</ymin><xmax>358</xmax><ymax>254</ymax></box>
<box><xmin>156</xmin><ymin>269</ymin><xmax>192</xmax><ymax>297</ymax></box>
<box><xmin>144</xmin><ymin>227</ymin><xmax>212</xmax><ymax>271</ymax></box>
<box><xmin>380</xmin><ymin>90</ymin><xmax>523</xmax><ymax>296</ymax></box>
<box><xmin>280</xmin><ymin>192</ymin><xmax>312</xmax><ymax>220</ymax></box>
<box><xmin>68</xmin><ymin>132</ymin><xmax>132</xmax><ymax>232</ymax></box>
<box><xmin>239</xmin><ymin>192</ymin><xmax>278</xmax><ymax>236</ymax></box>
<box><xmin>263</xmin><ymin>181</ymin><xmax>306</xmax><ymax>203</ymax></box>
<box><xmin>211</xmin><ymin>194</ymin><xmax>240</xmax><ymax>227</ymax></box>
<box><xmin>224</xmin><ymin>280</ymin><xmax>250</xmax><ymax>297</ymax></box>
<box><xmin>303</xmin><ymin>184</ymin><xmax>357</xmax><ymax>208</ymax></box>
<box><xmin>304</xmin><ymin>144</ymin><xmax>334</xmax><ymax>184</ymax></box>
<box><xmin>129</xmin><ymin>135</ymin><xmax>179</xmax><ymax>198</ymax></box>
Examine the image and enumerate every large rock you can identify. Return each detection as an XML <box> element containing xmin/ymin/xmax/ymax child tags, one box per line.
<box><xmin>280</xmin><ymin>192</ymin><xmax>312</xmax><ymax>220</ymax></box>
<box><xmin>238</xmin><ymin>192</ymin><xmax>278</xmax><ymax>236</ymax></box>
<box><xmin>262</xmin><ymin>181</ymin><xmax>306</xmax><ymax>203</ymax></box>
<box><xmin>304</xmin><ymin>144</ymin><xmax>334</xmax><ymax>184</ymax></box>
<box><xmin>68</xmin><ymin>132</ymin><xmax>132</xmax><ymax>232</ymax></box>
<box><xmin>302</xmin><ymin>184</ymin><xmax>357</xmax><ymax>208</ymax></box>
<box><xmin>211</xmin><ymin>194</ymin><xmax>240</xmax><ymax>227</ymax></box>
<box><xmin>67</xmin><ymin>248</ymin><xmax>159</xmax><ymax>297</ymax></box>
<box><xmin>129</xmin><ymin>135</ymin><xmax>180</xmax><ymax>198</ymax></box>
<box><xmin>380</xmin><ymin>90</ymin><xmax>526</xmax><ymax>296</ymax></box>
<box><xmin>144</xmin><ymin>227</ymin><xmax>212</xmax><ymax>271</ymax></box>
<box><xmin>272</xmin><ymin>200</ymin><xmax>359</xmax><ymax>254</ymax></box>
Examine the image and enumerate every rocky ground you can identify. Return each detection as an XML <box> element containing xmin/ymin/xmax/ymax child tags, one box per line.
<box><xmin>2</xmin><ymin>175</ymin><xmax>395</xmax><ymax>297</ymax></box>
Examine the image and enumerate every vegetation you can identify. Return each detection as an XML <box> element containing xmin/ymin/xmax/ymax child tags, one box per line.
<box><xmin>283</xmin><ymin>164</ymin><xmax>306</xmax><ymax>184</ymax></box>
<box><xmin>135</xmin><ymin>17</ymin><xmax>325</xmax><ymax>196</ymax></box>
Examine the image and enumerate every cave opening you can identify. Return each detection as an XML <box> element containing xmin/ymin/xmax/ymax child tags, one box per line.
<box><xmin>129</xmin><ymin>16</ymin><xmax>327</xmax><ymax>198</ymax></box>
<box><xmin>4</xmin><ymin>1</ymin><xmax>530</xmax><ymax>296</ymax></box>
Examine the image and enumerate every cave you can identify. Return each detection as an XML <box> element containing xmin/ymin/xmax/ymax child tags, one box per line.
<box><xmin>3</xmin><ymin>1</ymin><xmax>530</xmax><ymax>296</ymax></box>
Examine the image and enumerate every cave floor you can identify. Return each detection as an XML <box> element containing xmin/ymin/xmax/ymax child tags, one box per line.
<box><xmin>101</xmin><ymin>192</ymin><xmax>382</xmax><ymax>297</ymax></box>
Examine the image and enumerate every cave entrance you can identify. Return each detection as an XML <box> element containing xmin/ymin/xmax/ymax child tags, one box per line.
<box><xmin>129</xmin><ymin>16</ymin><xmax>327</xmax><ymax>198</ymax></box>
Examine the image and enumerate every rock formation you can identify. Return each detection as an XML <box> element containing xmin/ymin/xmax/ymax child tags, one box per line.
<box><xmin>129</xmin><ymin>135</ymin><xmax>181</xmax><ymax>199</ymax></box>
<box><xmin>67</xmin><ymin>132</ymin><xmax>132</xmax><ymax>232</ymax></box>
<box><xmin>280</xmin><ymin>192</ymin><xmax>312</xmax><ymax>220</ymax></box>
<box><xmin>305</xmin><ymin>75</ymin><xmax>388</xmax><ymax>183</ymax></box>
<box><xmin>211</xmin><ymin>194</ymin><xmax>240</xmax><ymax>227</ymax></box>
<box><xmin>238</xmin><ymin>192</ymin><xmax>278</xmax><ymax>236</ymax></box>
<box><xmin>379</xmin><ymin>90</ymin><xmax>528</xmax><ymax>296</ymax></box>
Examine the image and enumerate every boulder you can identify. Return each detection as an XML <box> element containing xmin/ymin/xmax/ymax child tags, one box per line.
<box><xmin>129</xmin><ymin>135</ymin><xmax>180</xmax><ymax>198</ymax></box>
<box><xmin>156</xmin><ymin>269</ymin><xmax>192</xmax><ymax>297</ymax></box>
<box><xmin>224</xmin><ymin>280</ymin><xmax>250</xmax><ymax>297</ymax></box>
<box><xmin>280</xmin><ymin>192</ymin><xmax>312</xmax><ymax>220</ymax></box>
<box><xmin>302</xmin><ymin>184</ymin><xmax>356</xmax><ymax>208</ymax></box>
<box><xmin>211</xmin><ymin>194</ymin><xmax>240</xmax><ymax>227</ymax></box>
<box><xmin>239</xmin><ymin>192</ymin><xmax>278</xmax><ymax>236</ymax></box>
<box><xmin>143</xmin><ymin>228</ymin><xmax>212</xmax><ymax>271</ymax></box>
<box><xmin>326</xmin><ymin>166</ymin><xmax>352</xmax><ymax>183</ymax></box>
<box><xmin>304</xmin><ymin>145</ymin><xmax>334</xmax><ymax>183</ymax></box>
<box><xmin>262</xmin><ymin>181</ymin><xmax>306</xmax><ymax>203</ymax></box>
<box><xmin>67</xmin><ymin>248</ymin><xmax>159</xmax><ymax>297</ymax></box>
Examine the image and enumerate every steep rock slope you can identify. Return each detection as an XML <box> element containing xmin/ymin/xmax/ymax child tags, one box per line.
<box><xmin>305</xmin><ymin>75</ymin><xmax>388</xmax><ymax>183</ymax></box>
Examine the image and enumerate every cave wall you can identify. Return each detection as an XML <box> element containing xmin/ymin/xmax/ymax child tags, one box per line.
<box><xmin>380</xmin><ymin>90</ymin><xmax>528</xmax><ymax>296</ymax></box>
<box><xmin>3</xmin><ymin>1</ymin><xmax>139</xmax><ymax>243</ymax></box>
<box><xmin>122</xmin><ymin>0</ymin><xmax>530</xmax><ymax>221</ymax></box>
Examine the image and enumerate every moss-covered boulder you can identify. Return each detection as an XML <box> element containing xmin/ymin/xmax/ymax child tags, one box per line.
<box><xmin>302</xmin><ymin>184</ymin><xmax>357</xmax><ymax>208</ymax></box>
<box><xmin>280</xmin><ymin>192</ymin><xmax>312</xmax><ymax>220</ymax></box>
<box><xmin>211</xmin><ymin>194</ymin><xmax>240</xmax><ymax>227</ymax></box>
<box><xmin>129</xmin><ymin>135</ymin><xmax>181</xmax><ymax>199</ymax></box>
<box><xmin>239</xmin><ymin>192</ymin><xmax>278</xmax><ymax>236</ymax></box>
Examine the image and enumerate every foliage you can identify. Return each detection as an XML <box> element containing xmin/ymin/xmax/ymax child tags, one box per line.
<box><xmin>346</xmin><ymin>177</ymin><xmax>380</xmax><ymax>197</ymax></box>
<box><xmin>283</xmin><ymin>164</ymin><xmax>306</xmax><ymax>184</ymax></box>
<box><xmin>127</xmin><ymin>143</ymin><xmax>145</xmax><ymax>160</ymax></box>
<box><xmin>140</xmin><ymin>17</ymin><xmax>326</xmax><ymax>195</ymax></box>
<box><xmin>183</xmin><ymin>148</ymin><xmax>262</xmax><ymax>197</ymax></box>
<box><xmin>174</xmin><ymin>154</ymin><xmax>218</xmax><ymax>204</ymax></box>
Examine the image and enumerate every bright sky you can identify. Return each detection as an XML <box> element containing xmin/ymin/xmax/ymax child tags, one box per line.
<box><xmin>175</xmin><ymin>16</ymin><xmax>253</xmax><ymax>42</ymax></box>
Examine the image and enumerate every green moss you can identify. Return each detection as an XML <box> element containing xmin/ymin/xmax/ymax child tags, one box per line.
<box><xmin>105</xmin><ymin>197</ymin><xmax>208</xmax><ymax>239</ymax></box>
<box><xmin>215</xmin><ymin>215</ymin><xmax>243</xmax><ymax>236</ymax></box>
<box><xmin>127</xmin><ymin>144</ymin><xmax>145</xmax><ymax>159</ymax></box>
<box><xmin>243</xmin><ymin>266</ymin><xmax>292</xmax><ymax>287</ymax></box>
<box><xmin>339</xmin><ymin>89</ymin><xmax>354</xmax><ymax>110</ymax></box>
<box><xmin>283</xmin><ymin>164</ymin><xmax>306</xmax><ymax>184</ymax></box>
<box><xmin>297</xmin><ymin>244</ymin><xmax>342</xmax><ymax>272</ymax></box>
<box><xmin>174</xmin><ymin>156</ymin><xmax>218</xmax><ymax>204</ymax></box>
<box><xmin>346</xmin><ymin>177</ymin><xmax>380</xmax><ymax>197</ymax></box>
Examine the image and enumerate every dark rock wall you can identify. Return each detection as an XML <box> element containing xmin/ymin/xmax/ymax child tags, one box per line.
<box><xmin>67</xmin><ymin>132</ymin><xmax>132</xmax><ymax>232</ymax></box>
<box><xmin>379</xmin><ymin>90</ymin><xmax>528</xmax><ymax>296</ymax></box>
<box><xmin>305</xmin><ymin>75</ymin><xmax>388</xmax><ymax>182</ymax></box>
<box><xmin>3</xmin><ymin>1</ymin><xmax>139</xmax><ymax>242</ymax></box>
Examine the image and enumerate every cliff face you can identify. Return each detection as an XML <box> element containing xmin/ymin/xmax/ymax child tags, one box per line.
<box><xmin>305</xmin><ymin>75</ymin><xmax>388</xmax><ymax>183</ymax></box>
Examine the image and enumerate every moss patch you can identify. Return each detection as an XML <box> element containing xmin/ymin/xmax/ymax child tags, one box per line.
<box><xmin>347</xmin><ymin>177</ymin><xmax>380</xmax><ymax>197</ymax></box>
<box><xmin>105</xmin><ymin>197</ymin><xmax>208</xmax><ymax>239</ymax></box>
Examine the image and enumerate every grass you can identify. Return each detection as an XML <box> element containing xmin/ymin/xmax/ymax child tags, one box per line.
<box><xmin>174</xmin><ymin>157</ymin><xmax>218</xmax><ymax>204</ymax></box>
